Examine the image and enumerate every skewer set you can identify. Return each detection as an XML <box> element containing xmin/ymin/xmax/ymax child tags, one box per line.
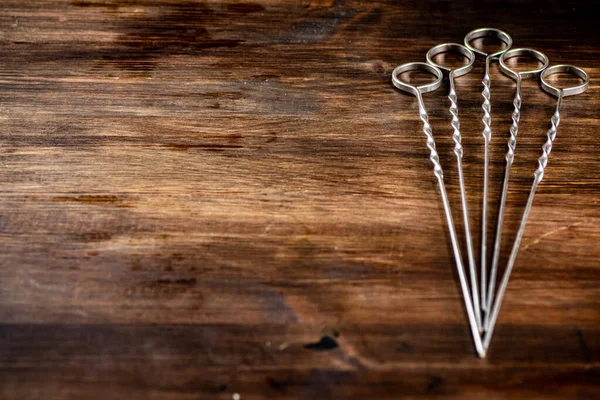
<box><xmin>391</xmin><ymin>28</ymin><xmax>590</xmax><ymax>357</ymax></box>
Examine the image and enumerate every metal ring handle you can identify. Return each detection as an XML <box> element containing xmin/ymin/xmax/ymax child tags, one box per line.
<box><xmin>499</xmin><ymin>48</ymin><xmax>549</xmax><ymax>80</ymax></box>
<box><xmin>464</xmin><ymin>28</ymin><xmax>512</xmax><ymax>60</ymax></box>
<box><xmin>392</xmin><ymin>62</ymin><xmax>443</xmax><ymax>96</ymax></box>
<box><xmin>426</xmin><ymin>43</ymin><xmax>475</xmax><ymax>78</ymax></box>
<box><xmin>541</xmin><ymin>64</ymin><xmax>590</xmax><ymax>98</ymax></box>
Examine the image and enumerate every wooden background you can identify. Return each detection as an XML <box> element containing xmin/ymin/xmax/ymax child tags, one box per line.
<box><xmin>0</xmin><ymin>0</ymin><xmax>598</xmax><ymax>398</ymax></box>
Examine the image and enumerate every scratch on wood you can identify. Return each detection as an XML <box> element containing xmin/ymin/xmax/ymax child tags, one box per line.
<box><xmin>521</xmin><ymin>222</ymin><xmax>583</xmax><ymax>251</ymax></box>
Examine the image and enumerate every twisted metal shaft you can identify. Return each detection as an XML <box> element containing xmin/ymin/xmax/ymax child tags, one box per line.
<box><xmin>534</xmin><ymin>101</ymin><xmax>561</xmax><ymax>183</ymax></box>
<box><xmin>480</xmin><ymin>58</ymin><xmax>492</xmax><ymax>315</ymax></box>
<box><xmin>506</xmin><ymin>83</ymin><xmax>522</xmax><ymax>168</ymax></box>
<box><xmin>484</xmin><ymin>94</ymin><xmax>563</xmax><ymax>349</ymax></box>
<box><xmin>449</xmin><ymin>80</ymin><xmax>481</xmax><ymax>331</ymax></box>
<box><xmin>449</xmin><ymin>88</ymin><xmax>464</xmax><ymax>160</ymax></box>
<box><xmin>416</xmin><ymin>94</ymin><xmax>485</xmax><ymax>357</ymax></box>
<box><xmin>418</xmin><ymin>103</ymin><xmax>444</xmax><ymax>180</ymax></box>
<box><xmin>485</xmin><ymin>80</ymin><xmax>522</xmax><ymax>329</ymax></box>
<box><xmin>481</xmin><ymin>72</ymin><xmax>492</xmax><ymax>144</ymax></box>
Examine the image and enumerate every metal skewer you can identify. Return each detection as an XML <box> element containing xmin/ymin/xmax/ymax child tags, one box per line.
<box><xmin>484</xmin><ymin>64</ymin><xmax>590</xmax><ymax>349</ymax></box>
<box><xmin>392</xmin><ymin>62</ymin><xmax>485</xmax><ymax>357</ymax></box>
<box><xmin>463</xmin><ymin>28</ymin><xmax>512</xmax><ymax>320</ymax></box>
<box><xmin>426</xmin><ymin>44</ymin><xmax>482</xmax><ymax>332</ymax></box>
<box><xmin>484</xmin><ymin>48</ymin><xmax>549</xmax><ymax>330</ymax></box>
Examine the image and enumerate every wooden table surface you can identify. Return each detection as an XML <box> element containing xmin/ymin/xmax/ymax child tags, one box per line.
<box><xmin>0</xmin><ymin>1</ymin><xmax>598</xmax><ymax>398</ymax></box>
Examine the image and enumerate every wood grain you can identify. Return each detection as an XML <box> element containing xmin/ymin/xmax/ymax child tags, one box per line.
<box><xmin>0</xmin><ymin>0</ymin><xmax>598</xmax><ymax>398</ymax></box>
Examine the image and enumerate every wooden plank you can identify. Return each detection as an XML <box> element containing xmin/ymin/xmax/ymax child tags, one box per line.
<box><xmin>0</xmin><ymin>0</ymin><xmax>598</xmax><ymax>398</ymax></box>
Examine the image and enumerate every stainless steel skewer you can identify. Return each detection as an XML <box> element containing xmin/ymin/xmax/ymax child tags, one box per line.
<box><xmin>392</xmin><ymin>62</ymin><xmax>485</xmax><ymax>357</ymax></box>
<box><xmin>425</xmin><ymin>43</ymin><xmax>482</xmax><ymax>332</ymax></box>
<box><xmin>463</xmin><ymin>28</ymin><xmax>512</xmax><ymax>319</ymax></box>
<box><xmin>484</xmin><ymin>48</ymin><xmax>549</xmax><ymax>330</ymax></box>
<box><xmin>484</xmin><ymin>65</ymin><xmax>590</xmax><ymax>350</ymax></box>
